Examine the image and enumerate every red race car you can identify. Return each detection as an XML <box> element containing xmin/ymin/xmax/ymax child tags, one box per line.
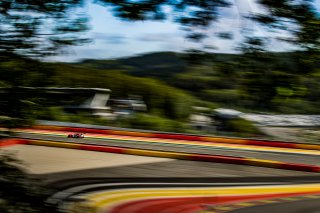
<box><xmin>67</xmin><ymin>133</ymin><xmax>85</xmax><ymax>138</ymax></box>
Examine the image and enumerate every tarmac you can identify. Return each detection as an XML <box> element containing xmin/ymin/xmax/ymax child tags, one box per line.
<box><xmin>2</xmin><ymin>144</ymin><xmax>318</xmax><ymax>184</ymax></box>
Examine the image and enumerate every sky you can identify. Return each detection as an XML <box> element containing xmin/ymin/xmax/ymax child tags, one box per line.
<box><xmin>49</xmin><ymin>0</ymin><xmax>320</xmax><ymax>62</ymax></box>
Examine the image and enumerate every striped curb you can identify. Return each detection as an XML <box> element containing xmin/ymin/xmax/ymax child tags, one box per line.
<box><xmin>0</xmin><ymin>138</ymin><xmax>28</xmax><ymax>147</ymax></box>
<box><xmin>17</xmin><ymin>138</ymin><xmax>320</xmax><ymax>173</ymax></box>
<box><xmin>32</xmin><ymin>125</ymin><xmax>320</xmax><ymax>151</ymax></box>
<box><xmin>66</xmin><ymin>183</ymin><xmax>320</xmax><ymax>213</ymax></box>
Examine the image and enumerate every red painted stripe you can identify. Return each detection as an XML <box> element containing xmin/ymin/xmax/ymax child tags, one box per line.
<box><xmin>278</xmin><ymin>163</ymin><xmax>320</xmax><ymax>172</ymax></box>
<box><xmin>112</xmin><ymin>198</ymin><xmax>187</xmax><ymax>213</ymax></box>
<box><xmin>246</xmin><ymin>140</ymin><xmax>296</xmax><ymax>149</ymax></box>
<box><xmin>189</xmin><ymin>154</ymin><xmax>245</xmax><ymax>164</ymax></box>
<box><xmin>78</xmin><ymin>144</ymin><xmax>125</xmax><ymax>154</ymax></box>
<box><xmin>153</xmin><ymin>133</ymin><xmax>201</xmax><ymax>141</ymax></box>
<box><xmin>0</xmin><ymin>138</ymin><xmax>28</xmax><ymax>147</ymax></box>
<box><xmin>62</xmin><ymin>127</ymin><xmax>112</xmax><ymax>134</ymax></box>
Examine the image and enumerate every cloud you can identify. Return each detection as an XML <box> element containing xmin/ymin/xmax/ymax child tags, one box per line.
<box><xmin>91</xmin><ymin>32</ymin><xmax>127</xmax><ymax>44</ymax></box>
<box><xmin>136</xmin><ymin>33</ymin><xmax>182</xmax><ymax>42</ymax></box>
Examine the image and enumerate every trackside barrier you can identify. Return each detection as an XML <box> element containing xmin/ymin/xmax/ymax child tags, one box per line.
<box><xmin>110</xmin><ymin>130</ymin><xmax>152</xmax><ymax>137</ymax></box>
<box><xmin>278</xmin><ymin>163</ymin><xmax>320</xmax><ymax>173</ymax></box>
<box><xmin>32</xmin><ymin>125</ymin><xmax>320</xmax><ymax>151</ymax></box>
<box><xmin>245</xmin><ymin>158</ymin><xmax>281</xmax><ymax>169</ymax></box>
<box><xmin>78</xmin><ymin>144</ymin><xmax>125</xmax><ymax>154</ymax></box>
<box><xmin>190</xmin><ymin>155</ymin><xmax>245</xmax><ymax>164</ymax></box>
<box><xmin>26</xmin><ymin>140</ymin><xmax>79</xmax><ymax>149</ymax></box>
<box><xmin>125</xmin><ymin>149</ymin><xmax>190</xmax><ymax>159</ymax></box>
<box><xmin>0</xmin><ymin>138</ymin><xmax>28</xmax><ymax>147</ymax></box>
<box><xmin>201</xmin><ymin>137</ymin><xmax>246</xmax><ymax>144</ymax></box>
<box><xmin>24</xmin><ymin>139</ymin><xmax>320</xmax><ymax>173</ymax></box>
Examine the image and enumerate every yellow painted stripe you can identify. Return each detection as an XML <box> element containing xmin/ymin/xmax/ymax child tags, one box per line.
<box><xmin>109</xmin><ymin>130</ymin><xmax>153</xmax><ymax>137</ymax></box>
<box><xmin>202</xmin><ymin>137</ymin><xmax>247</xmax><ymax>144</ymax></box>
<box><xmin>215</xmin><ymin>206</ymin><xmax>234</xmax><ymax>211</ymax></box>
<box><xmin>260</xmin><ymin>200</ymin><xmax>276</xmax><ymax>204</ymax></box>
<box><xmin>295</xmin><ymin>144</ymin><xmax>320</xmax><ymax>150</ymax></box>
<box><xmin>237</xmin><ymin>202</ymin><xmax>254</xmax><ymax>207</ymax></box>
<box><xmin>33</xmin><ymin>125</ymin><xmax>65</xmax><ymax>131</ymax></box>
<box><xmin>245</xmin><ymin>158</ymin><xmax>281</xmax><ymax>168</ymax></box>
<box><xmin>28</xmin><ymin>140</ymin><xmax>79</xmax><ymax>149</ymax></box>
<box><xmin>198</xmin><ymin>211</ymin><xmax>217</xmax><ymax>213</ymax></box>
<box><xmin>304</xmin><ymin>195</ymin><xmax>320</xmax><ymax>199</ymax></box>
<box><xmin>281</xmin><ymin>197</ymin><xmax>299</xmax><ymax>201</ymax></box>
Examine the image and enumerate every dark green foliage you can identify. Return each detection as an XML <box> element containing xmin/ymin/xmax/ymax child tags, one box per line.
<box><xmin>119</xmin><ymin>52</ymin><xmax>187</xmax><ymax>78</ymax></box>
<box><xmin>202</xmin><ymin>89</ymin><xmax>239</xmax><ymax>104</ymax></box>
<box><xmin>114</xmin><ymin>113</ymin><xmax>192</xmax><ymax>132</ymax></box>
<box><xmin>48</xmin><ymin>65</ymin><xmax>194</xmax><ymax>120</ymax></box>
<box><xmin>0</xmin><ymin>90</ymin><xmax>39</xmax><ymax>127</ymax></box>
<box><xmin>0</xmin><ymin>55</ymin><xmax>54</xmax><ymax>87</ymax></box>
<box><xmin>223</xmin><ymin>118</ymin><xmax>262</xmax><ymax>136</ymax></box>
<box><xmin>75</xmin><ymin>52</ymin><xmax>188</xmax><ymax>79</ymax></box>
<box><xmin>3</xmin><ymin>50</ymin><xmax>320</xmax><ymax>123</ymax></box>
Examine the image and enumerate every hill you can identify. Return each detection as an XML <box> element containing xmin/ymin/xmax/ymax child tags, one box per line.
<box><xmin>74</xmin><ymin>52</ymin><xmax>188</xmax><ymax>79</ymax></box>
<box><xmin>69</xmin><ymin>51</ymin><xmax>320</xmax><ymax>113</ymax></box>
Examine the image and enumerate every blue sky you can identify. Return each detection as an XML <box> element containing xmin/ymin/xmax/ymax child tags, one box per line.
<box><xmin>50</xmin><ymin>0</ymin><xmax>320</xmax><ymax>62</ymax></box>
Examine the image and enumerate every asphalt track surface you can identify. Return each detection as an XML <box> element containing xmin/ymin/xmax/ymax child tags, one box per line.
<box><xmin>4</xmin><ymin>144</ymin><xmax>318</xmax><ymax>181</ymax></box>
<box><xmin>16</xmin><ymin>130</ymin><xmax>320</xmax><ymax>166</ymax></box>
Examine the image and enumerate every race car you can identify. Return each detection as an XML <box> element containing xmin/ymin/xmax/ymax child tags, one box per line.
<box><xmin>67</xmin><ymin>133</ymin><xmax>85</xmax><ymax>138</ymax></box>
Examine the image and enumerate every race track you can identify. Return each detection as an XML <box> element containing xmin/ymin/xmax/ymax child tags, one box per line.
<box><xmin>15</xmin><ymin>128</ymin><xmax>320</xmax><ymax>166</ymax></box>
<box><xmin>4</xmin><ymin>127</ymin><xmax>320</xmax><ymax>213</ymax></box>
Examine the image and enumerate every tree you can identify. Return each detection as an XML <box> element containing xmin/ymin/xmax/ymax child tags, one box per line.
<box><xmin>97</xmin><ymin>0</ymin><xmax>231</xmax><ymax>42</ymax></box>
<box><xmin>236</xmin><ymin>1</ymin><xmax>320</xmax><ymax>110</ymax></box>
<box><xmin>0</xmin><ymin>1</ymin><xmax>91</xmax><ymax>125</ymax></box>
<box><xmin>0</xmin><ymin>0</ymin><xmax>89</xmax><ymax>58</ymax></box>
<box><xmin>252</xmin><ymin>0</ymin><xmax>320</xmax><ymax>72</ymax></box>
<box><xmin>253</xmin><ymin>0</ymin><xmax>320</xmax><ymax>50</ymax></box>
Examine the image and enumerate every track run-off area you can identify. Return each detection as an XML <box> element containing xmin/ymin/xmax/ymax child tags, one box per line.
<box><xmin>2</xmin><ymin>126</ymin><xmax>320</xmax><ymax>213</ymax></box>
